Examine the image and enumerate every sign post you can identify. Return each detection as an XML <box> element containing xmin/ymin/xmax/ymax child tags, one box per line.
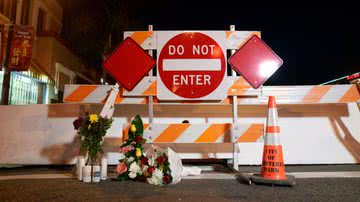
<box><xmin>147</xmin><ymin>25</ymin><xmax>154</xmax><ymax>130</ymax></box>
<box><xmin>229</xmin><ymin>25</ymin><xmax>240</xmax><ymax>171</ymax></box>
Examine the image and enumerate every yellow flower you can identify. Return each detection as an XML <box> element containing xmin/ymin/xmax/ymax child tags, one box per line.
<box><xmin>88</xmin><ymin>125</ymin><xmax>91</xmax><ymax>130</ymax></box>
<box><xmin>89</xmin><ymin>114</ymin><xmax>98</xmax><ymax>123</ymax></box>
<box><xmin>135</xmin><ymin>148</ymin><xmax>142</xmax><ymax>157</ymax></box>
<box><xmin>130</xmin><ymin>124</ymin><xmax>136</xmax><ymax>133</ymax></box>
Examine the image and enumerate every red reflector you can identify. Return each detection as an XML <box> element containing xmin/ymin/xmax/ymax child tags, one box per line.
<box><xmin>347</xmin><ymin>73</ymin><xmax>360</xmax><ymax>80</ymax></box>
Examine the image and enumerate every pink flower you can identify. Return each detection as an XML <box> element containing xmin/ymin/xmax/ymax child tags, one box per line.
<box><xmin>116</xmin><ymin>162</ymin><xmax>127</xmax><ymax>175</ymax></box>
<box><xmin>119</xmin><ymin>145</ymin><xmax>134</xmax><ymax>153</ymax></box>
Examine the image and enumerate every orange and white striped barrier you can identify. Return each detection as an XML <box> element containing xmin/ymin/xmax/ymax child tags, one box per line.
<box><xmin>122</xmin><ymin>76</ymin><xmax>259</xmax><ymax>97</ymax></box>
<box><xmin>260</xmin><ymin>85</ymin><xmax>360</xmax><ymax>104</ymax></box>
<box><xmin>226</xmin><ymin>31</ymin><xmax>261</xmax><ymax>49</ymax></box>
<box><xmin>64</xmin><ymin>83</ymin><xmax>359</xmax><ymax>104</ymax></box>
<box><xmin>124</xmin><ymin>31</ymin><xmax>261</xmax><ymax>50</ymax></box>
<box><xmin>63</xmin><ymin>85</ymin><xmax>146</xmax><ymax>104</ymax></box>
<box><xmin>122</xmin><ymin>123</ymin><xmax>264</xmax><ymax>143</ymax></box>
<box><xmin>123</xmin><ymin>31</ymin><xmax>155</xmax><ymax>50</ymax></box>
<box><xmin>122</xmin><ymin>76</ymin><xmax>158</xmax><ymax>96</ymax></box>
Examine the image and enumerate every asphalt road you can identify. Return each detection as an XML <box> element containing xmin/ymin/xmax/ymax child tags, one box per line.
<box><xmin>0</xmin><ymin>177</ymin><xmax>360</xmax><ymax>202</ymax></box>
<box><xmin>1</xmin><ymin>165</ymin><xmax>360</xmax><ymax>201</ymax></box>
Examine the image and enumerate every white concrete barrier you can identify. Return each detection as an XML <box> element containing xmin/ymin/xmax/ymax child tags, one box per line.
<box><xmin>0</xmin><ymin>103</ymin><xmax>359</xmax><ymax>165</ymax></box>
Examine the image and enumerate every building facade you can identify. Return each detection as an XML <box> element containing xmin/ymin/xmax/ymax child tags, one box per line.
<box><xmin>0</xmin><ymin>0</ymin><xmax>97</xmax><ymax>104</ymax></box>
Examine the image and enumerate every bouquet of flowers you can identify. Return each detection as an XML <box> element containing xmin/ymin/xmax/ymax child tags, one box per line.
<box><xmin>73</xmin><ymin>113</ymin><xmax>113</xmax><ymax>165</ymax></box>
<box><xmin>116</xmin><ymin>115</ymin><xmax>174</xmax><ymax>186</ymax></box>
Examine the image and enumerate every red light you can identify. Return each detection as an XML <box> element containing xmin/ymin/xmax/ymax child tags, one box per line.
<box><xmin>347</xmin><ymin>73</ymin><xmax>360</xmax><ymax>80</ymax></box>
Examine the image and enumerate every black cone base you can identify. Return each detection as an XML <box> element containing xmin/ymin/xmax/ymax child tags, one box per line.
<box><xmin>249</xmin><ymin>174</ymin><xmax>296</xmax><ymax>186</ymax></box>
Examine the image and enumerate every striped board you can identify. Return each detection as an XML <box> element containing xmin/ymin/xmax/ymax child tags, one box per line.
<box><xmin>122</xmin><ymin>76</ymin><xmax>259</xmax><ymax>97</ymax></box>
<box><xmin>63</xmin><ymin>85</ymin><xmax>146</xmax><ymax>104</ymax></box>
<box><xmin>123</xmin><ymin>31</ymin><xmax>261</xmax><ymax>50</ymax></box>
<box><xmin>122</xmin><ymin>123</ymin><xmax>264</xmax><ymax>143</ymax></box>
<box><xmin>64</xmin><ymin>83</ymin><xmax>360</xmax><ymax>104</ymax></box>
<box><xmin>260</xmin><ymin>85</ymin><xmax>360</xmax><ymax>104</ymax></box>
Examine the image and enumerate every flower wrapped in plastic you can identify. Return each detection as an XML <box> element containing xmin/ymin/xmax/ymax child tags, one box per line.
<box><xmin>143</xmin><ymin>144</ymin><xmax>183</xmax><ymax>185</ymax></box>
<box><xmin>115</xmin><ymin>115</ymin><xmax>200</xmax><ymax>186</ymax></box>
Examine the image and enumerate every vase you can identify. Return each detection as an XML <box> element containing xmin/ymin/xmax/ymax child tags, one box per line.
<box><xmin>92</xmin><ymin>165</ymin><xmax>101</xmax><ymax>182</ymax></box>
<box><xmin>101</xmin><ymin>157</ymin><xmax>108</xmax><ymax>180</ymax></box>
<box><xmin>77</xmin><ymin>156</ymin><xmax>86</xmax><ymax>181</ymax></box>
<box><xmin>82</xmin><ymin>165</ymin><xmax>91</xmax><ymax>183</ymax></box>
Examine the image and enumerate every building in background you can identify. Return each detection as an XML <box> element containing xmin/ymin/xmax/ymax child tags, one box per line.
<box><xmin>0</xmin><ymin>0</ymin><xmax>97</xmax><ymax>104</ymax></box>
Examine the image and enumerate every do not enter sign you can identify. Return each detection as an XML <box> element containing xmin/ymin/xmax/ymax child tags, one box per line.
<box><xmin>157</xmin><ymin>32</ymin><xmax>227</xmax><ymax>100</ymax></box>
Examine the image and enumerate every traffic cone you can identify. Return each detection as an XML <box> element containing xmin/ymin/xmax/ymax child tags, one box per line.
<box><xmin>249</xmin><ymin>96</ymin><xmax>296</xmax><ymax>186</ymax></box>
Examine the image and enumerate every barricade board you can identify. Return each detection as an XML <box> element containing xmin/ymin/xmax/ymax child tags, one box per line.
<box><xmin>123</xmin><ymin>31</ymin><xmax>261</xmax><ymax>50</ymax></box>
<box><xmin>122</xmin><ymin>123</ymin><xmax>264</xmax><ymax>143</ymax></box>
<box><xmin>64</xmin><ymin>83</ymin><xmax>360</xmax><ymax>104</ymax></box>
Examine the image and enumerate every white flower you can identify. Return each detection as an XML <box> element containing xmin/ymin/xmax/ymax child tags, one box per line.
<box><xmin>142</xmin><ymin>165</ymin><xmax>149</xmax><ymax>173</ymax></box>
<box><xmin>128</xmin><ymin>162</ymin><xmax>142</xmax><ymax>179</ymax></box>
<box><xmin>148</xmin><ymin>156</ymin><xmax>156</xmax><ymax>166</ymax></box>
<box><xmin>129</xmin><ymin>162</ymin><xmax>142</xmax><ymax>174</ymax></box>
<box><xmin>153</xmin><ymin>168</ymin><xmax>164</xmax><ymax>180</ymax></box>
<box><xmin>147</xmin><ymin>176</ymin><xmax>160</xmax><ymax>185</ymax></box>
<box><xmin>118</xmin><ymin>153</ymin><xmax>125</xmax><ymax>161</ymax></box>
<box><xmin>127</xmin><ymin>157</ymin><xmax>135</xmax><ymax>163</ymax></box>
<box><xmin>129</xmin><ymin>172</ymin><xmax>137</xmax><ymax>179</ymax></box>
<box><xmin>147</xmin><ymin>168</ymin><xmax>164</xmax><ymax>186</ymax></box>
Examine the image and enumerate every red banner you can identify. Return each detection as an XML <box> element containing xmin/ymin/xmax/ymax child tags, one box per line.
<box><xmin>7</xmin><ymin>25</ymin><xmax>34</xmax><ymax>71</ymax></box>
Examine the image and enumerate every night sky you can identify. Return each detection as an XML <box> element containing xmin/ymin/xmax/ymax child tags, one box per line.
<box><xmin>62</xmin><ymin>1</ymin><xmax>360</xmax><ymax>85</ymax></box>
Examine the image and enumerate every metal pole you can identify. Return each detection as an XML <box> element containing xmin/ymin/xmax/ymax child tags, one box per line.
<box><xmin>148</xmin><ymin>25</ymin><xmax>154</xmax><ymax>130</ymax></box>
<box><xmin>230</xmin><ymin>25</ymin><xmax>240</xmax><ymax>171</ymax></box>
<box><xmin>319</xmin><ymin>75</ymin><xmax>349</xmax><ymax>85</ymax></box>
<box><xmin>230</xmin><ymin>25</ymin><xmax>238</xmax><ymax>123</ymax></box>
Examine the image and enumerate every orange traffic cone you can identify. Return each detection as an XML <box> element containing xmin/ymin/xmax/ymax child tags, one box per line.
<box><xmin>249</xmin><ymin>96</ymin><xmax>296</xmax><ymax>186</ymax></box>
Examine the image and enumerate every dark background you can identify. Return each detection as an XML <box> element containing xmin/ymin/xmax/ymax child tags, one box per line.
<box><xmin>60</xmin><ymin>0</ymin><xmax>360</xmax><ymax>85</ymax></box>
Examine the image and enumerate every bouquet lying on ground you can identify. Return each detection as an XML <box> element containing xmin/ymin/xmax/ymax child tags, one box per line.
<box><xmin>116</xmin><ymin>115</ymin><xmax>182</xmax><ymax>186</ymax></box>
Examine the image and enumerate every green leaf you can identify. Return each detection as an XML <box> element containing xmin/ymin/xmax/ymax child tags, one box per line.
<box><xmin>128</xmin><ymin>115</ymin><xmax>144</xmax><ymax>138</ymax></box>
<box><xmin>133</xmin><ymin>115</ymin><xmax>143</xmax><ymax>134</ymax></box>
<box><xmin>115</xmin><ymin>172</ymin><xmax>130</xmax><ymax>181</ymax></box>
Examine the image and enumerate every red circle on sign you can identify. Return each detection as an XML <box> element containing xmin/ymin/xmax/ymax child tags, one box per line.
<box><xmin>158</xmin><ymin>32</ymin><xmax>226</xmax><ymax>98</ymax></box>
